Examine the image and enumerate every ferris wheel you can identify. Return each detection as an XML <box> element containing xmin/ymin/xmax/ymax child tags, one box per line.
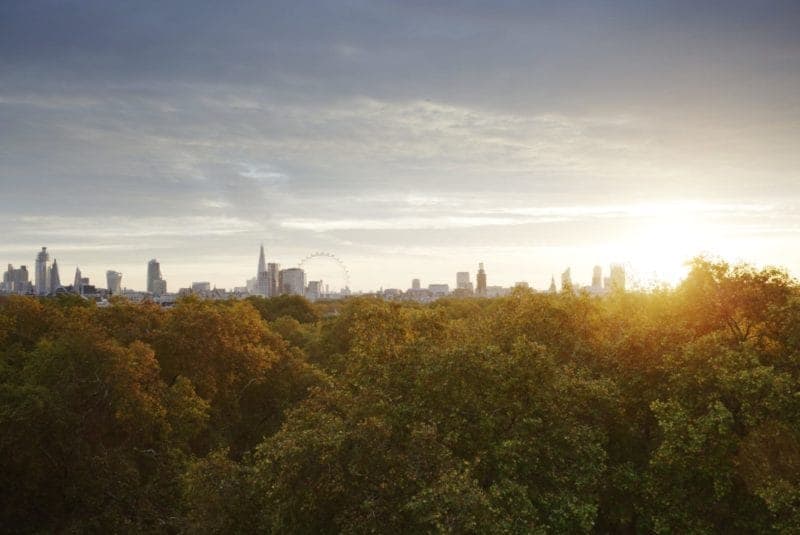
<box><xmin>298</xmin><ymin>252</ymin><xmax>351</xmax><ymax>294</ymax></box>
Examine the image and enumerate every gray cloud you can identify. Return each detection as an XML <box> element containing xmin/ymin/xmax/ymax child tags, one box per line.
<box><xmin>1</xmin><ymin>1</ymin><xmax>799</xmax><ymax>289</ymax></box>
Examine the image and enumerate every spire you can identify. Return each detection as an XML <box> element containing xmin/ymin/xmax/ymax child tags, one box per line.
<box><xmin>548</xmin><ymin>275</ymin><xmax>557</xmax><ymax>293</ymax></box>
<box><xmin>73</xmin><ymin>266</ymin><xmax>82</xmax><ymax>294</ymax></box>
<box><xmin>258</xmin><ymin>244</ymin><xmax>267</xmax><ymax>275</ymax></box>
<box><xmin>49</xmin><ymin>258</ymin><xmax>61</xmax><ymax>292</ymax></box>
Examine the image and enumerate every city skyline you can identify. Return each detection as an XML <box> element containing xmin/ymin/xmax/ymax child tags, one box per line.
<box><xmin>3</xmin><ymin>243</ymin><xmax>633</xmax><ymax>296</ymax></box>
<box><xmin>2</xmin><ymin>2</ymin><xmax>799</xmax><ymax>290</ymax></box>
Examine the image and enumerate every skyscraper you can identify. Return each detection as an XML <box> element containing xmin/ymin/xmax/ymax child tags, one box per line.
<box><xmin>411</xmin><ymin>278</ymin><xmax>421</xmax><ymax>290</ymax></box>
<box><xmin>456</xmin><ymin>271</ymin><xmax>473</xmax><ymax>293</ymax></box>
<box><xmin>3</xmin><ymin>264</ymin><xmax>31</xmax><ymax>294</ymax></box>
<box><xmin>267</xmin><ymin>262</ymin><xmax>280</xmax><ymax>298</ymax></box>
<box><xmin>561</xmin><ymin>268</ymin><xmax>573</xmax><ymax>293</ymax></box>
<box><xmin>49</xmin><ymin>258</ymin><xmax>61</xmax><ymax>293</ymax></box>
<box><xmin>609</xmin><ymin>264</ymin><xmax>626</xmax><ymax>292</ymax></box>
<box><xmin>592</xmin><ymin>265</ymin><xmax>602</xmax><ymax>290</ymax></box>
<box><xmin>255</xmin><ymin>245</ymin><xmax>269</xmax><ymax>297</ymax></box>
<box><xmin>476</xmin><ymin>263</ymin><xmax>487</xmax><ymax>296</ymax></box>
<box><xmin>106</xmin><ymin>270</ymin><xmax>123</xmax><ymax>295</ymax></box>
<box><xmin>34</xmin><ymin>247</ymin><xmax>49</xmax><ymax>295</ymax></box>
<box><xmin>279</xmin><ymin>268</ymin><xmax>306</xmax><ymax>296</ymax></box>
<box><xmin>147</xmin><ymin>259</ymin><xmax>166</xmax><ymax>295</ymax></box>
<box><xmin>73</xmin><ymin>266</ymin><xmax>82</xmax><ymax>294</ymax></box>
<box><xmin>306</xmin><ymin>280</ymin><xmax>322</xmax><ymax>301</ymax></box>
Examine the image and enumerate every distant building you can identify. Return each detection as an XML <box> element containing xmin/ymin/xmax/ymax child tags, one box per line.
<box><xmin>456</xmin><ymin>271</ymin><xmax>473</xmax><ymax>293</ymax></box>
<box><xmin>49</xmin><ymin>258</ymin><xmax>61</xmax><ymax>294</ymax></box>
<box><xmin>486</xmin><ymin>285</ymin><xmax>508</xmax><ymax>298</ymax></box>
<box><xmin>106</xmin><ymin>270</ymin><xmax>123</xmax><ymax>295</ymax></box>
<box><xmin>255</xmin><ymin>245</ymin><xmax>269</xmax><ymax>297</ymax></box>
<box><xmin>306</xmin><ymin>280</ymin><xmax>323</xmax><ymax>301</ymax></box>
<box><xmin>592</xmin><ymin>265</ymin><xmax>602</xmax><ymax>290</ymax></box>
<box><xmin>280</xmin><ymin>268</ymin><xmax>306</xmax><ymax>296</ymax></box>
<box><xmin>514</xmin><ymin>281</ymin><xmax>530</xmax><ymax>289</ymax></box>
<box><xmin>73</xmin><ymin>266</ymin><xmax>83</xmax><ymax>295</ymax></box>
<box><xmin>608</xmin><ymin>264</ymin><xmax>626</xmax><ymax>292</ymax></box>
<box><xmin>411</xmin><ymin>278</ymin><xmax>421</xmax><ymax>290</ymax></box>
<box><xmin>34</xmin><ymin>247</ymin><xmax>50</xmax><ymax>295</ymax></box>
<box><xmin>191</xmin><ymin>281</ymin><xmax>211</xmax><ymax>293</ymax></box>
<box><xmin>267</xmin><ymin>262</ymin><xmax>280</xmax><ymax>297</ymax></box>
<box><xmin>405</xmin><ymin>288</ymin><xmax>433</xmax><ymax>302</ymax></box>
<box><xmin>382</xmin><ymin>288</ymin><xmax>402</xmax><ymax>300</ymax></box>
<box><xmin>151</xmin><ymin>278</ymin><xmax>167</xmax><ymax>296</ymax></box>
<box><xmin>2</xmin><ymin>264</ymin><xmax>31</xmax><ymax>294</ymax></box>
<box><xmin>561</xmin><ymin>268</ymin><xmax>573</xmax><ymax>293</ymax></box>
<box><xmin>476</xmin><ymin>263</ymin><xmax>487</xmax><ymax>296</ymax></box>
<box><xmin>245</xmin><ymin>277</ymin><xmax>258</xmax><ymax>294</ymax></box>
<box><xmin>147</xmin><ymin>259</ymin><xmax>167</xmax><ymax>296</ymax></box>
<box><xmin>427</xmin><ymin>283</ymin><xmax>449</xmax><ymax>298</ymax></box>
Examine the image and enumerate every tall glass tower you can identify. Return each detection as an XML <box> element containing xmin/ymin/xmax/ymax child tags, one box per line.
<box><xmin>49</xmin><ymin>258</ymin><xmax>61</xmax><ymax>293</ymax></box>
<box><xmin>147</xmin><ymin>259</ymin><xmax>163</xmax><ymax>294</ymax></box>
<box><xmin>256</xmin><ymin>245</ymin><xmax>269</xmax><ymax>297</ymax></box>
<box><xmin>107</xmin><ymin>270</ymin><xmax>123</xmax><ymax>295</ymax></box>
<box><xmin>34</xmin><ymin>247</ymin><xmax>50</xmax><ymax>295</ymax></box>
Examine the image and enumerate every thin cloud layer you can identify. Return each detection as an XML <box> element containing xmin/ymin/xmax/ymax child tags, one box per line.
<box><xmin>1</xmin><ymin>1</ymin><xmax>799</xmax><ymax>290</ymax></box>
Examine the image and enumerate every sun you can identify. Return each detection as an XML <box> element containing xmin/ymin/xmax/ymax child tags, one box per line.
<box><xmin>625</xmin><ymin>214</ymin><xmax>713</xmax><ymax>287</ymax></box>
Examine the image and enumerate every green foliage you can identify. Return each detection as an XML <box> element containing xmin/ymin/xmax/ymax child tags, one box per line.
<box><xmin>1</xmin><ymin>257</ymin><xmax>800</xmax><ymax>532</ymax></box>
<box><xmin>246</xmin><ymin>294</ymin><xmax>319</xmax><ymax>323</ymax></box>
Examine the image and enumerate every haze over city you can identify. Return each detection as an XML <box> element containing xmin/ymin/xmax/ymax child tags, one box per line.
<box><xmin>2</xmin><ymin>1</ymin><xmax>799</xmax><ymax>291</ymax></box>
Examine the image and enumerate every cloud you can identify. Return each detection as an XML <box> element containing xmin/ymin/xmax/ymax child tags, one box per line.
<box><xmin>1</xmin><ymin>1</ymin><xmax>799</xmax><ymax>289</ymax></box>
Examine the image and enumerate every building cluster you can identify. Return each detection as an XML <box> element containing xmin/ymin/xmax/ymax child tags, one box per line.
<box><xmin>2</xmin><ymin>245</ymin><xmax>626</xmax><ymax>306</ymax></box>
<box><xmin>0</xmin><ymin>245</ymin><xmax>351</xmax><ymax>305</ymax></box>
<box><xmin>378</xmin><ymin>262</ymin><xmax>626</xmax><ymax>302</ymax></box>
<box><xmin>243</xmin><ymin>245</ymin><xmax>349</xmax><ymax>301</ymax></box>
<box><xmin>3</xmin><ymin>247</ymin><xmax>108</xmax><ymax>298</ymax></box>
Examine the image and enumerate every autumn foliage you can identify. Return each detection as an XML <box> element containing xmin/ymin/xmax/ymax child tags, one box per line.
<box><xmin>2</xmin><ymin>259</ymin><xmax>800</xmax><ymax>533</ymax></box>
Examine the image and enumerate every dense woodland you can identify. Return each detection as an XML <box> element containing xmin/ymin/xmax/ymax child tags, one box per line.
<box><xmin>2</xmin><ymin>258</ymin><xmax>800</xmax><ymax>533</ymax></box>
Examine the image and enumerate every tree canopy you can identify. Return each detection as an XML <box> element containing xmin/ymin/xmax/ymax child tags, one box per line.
<box><xmin>2</xmin><ymin>259</ymin><xmax>800</xmax><ymax>533</ymax></box>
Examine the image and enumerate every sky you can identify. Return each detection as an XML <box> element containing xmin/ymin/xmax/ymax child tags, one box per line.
<box><xmin>1</xmin><ymin>0</ymin><xmax>799</xmax><ymax>292</ymax></box>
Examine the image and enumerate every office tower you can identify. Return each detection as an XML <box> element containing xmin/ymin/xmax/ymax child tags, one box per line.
<box><xmin>592</xmin><ymin>265</ymin><xmax>602</xmax><ymax>290</ymax></box>
<box><xmin>49</xmin><ymin>258</ymin><xmax>61</xmax><ymax>293</ymax></box>
<box><xmin>549</xmin><ymin>276</ymin><xmax>557</xmax><ymax>293</ymax></box>
<box><xmin>256</xmin><ymin>245</ymin><xmax>269</xmax><ymax>297</ymax></box>
<box><xmin>147</xmin><ymin>259</ymin><xmax>167</xmax><ymax>296</ymax></box>
<box><xmin>456</xmin><ymin>271</ymin><xmax>473</xmax><ymax>293</ymax></box>
<box><xmin>3</xmin><ymin>264</ymin><xmax>31</xmax><ymax>294</ymax></box>
<box><xmin>246</xmin><ymin>277</ymin><xmax>258</xmax><ymax>294</ymax></box>
<box><xmin>267</xmin><ymin>262</ymin><xmax>280</xmax><ymax>298</ymax></box>
<box><xmin>107</xmin><ymin>270</ymin><xmax>123</xmax><ymax>295</ymax></box>
<box><xmin>609</xmin><ymin>264</ymin><xmax>626</xmax><ymax>292</ymax></box>
<box><xmin>34</xmin><ymin>247</ymin><xmax>50</xmax><ymax>295</ymax></box>
<box><xmin>152</xmin><ymin>279</ymin><xmax>167</xmax><ymax>296</ymax></box>
<box><xmin>147</xmin><ymin>259</ymin><xmax>161</xmax><ymax>293</ymax></box>
<box><xmin>561</xmin><ymin>268</ymin><xmax>572</xmax><ymax>293</ymax></box>
<box><xmin>279</xmin><ymin>268</ymin><xmax>306</xmax><ymax>296</ymax></box>
<box><xmin>411</xmin><ymin>278</ymin><xmax>421</xmax><ymax>290</ymax></box>
<box><xmin>73</xmin><ymin>266</ymin><xmax>83</xmax><ymax>294</ymax></box>
<box><xmin>1</xmin><ymin>265</ymin><xmax>8</xmax><ymax>293</ymax></box>
<box><xmin>306</xmin><ymin>280</ymin><xmax>322</xmax><ymax>301</ymax></box>
<box><xmin>476</xmin><ymin>263</ymin><xmax>487</xmax><ymax>296</ymax></box>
